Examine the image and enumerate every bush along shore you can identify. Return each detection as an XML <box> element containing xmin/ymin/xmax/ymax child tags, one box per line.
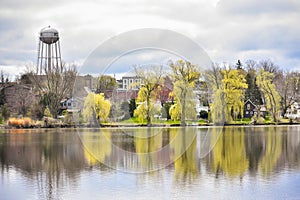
<box><xmin>2</xmin><ymin>117</ymin><xmax>300</xmax><ymax>129</ymax></box>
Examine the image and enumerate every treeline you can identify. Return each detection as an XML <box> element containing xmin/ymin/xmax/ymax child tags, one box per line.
<box><xmin>82</xmin><ymin>59</ymin><xmax>300</xmax><ymax>126</ymax></box>
<box><xmin>1</xmin><ymin>59</ymin><xmax>300</xmax><ymax>126</ymax></box>
<box><xmin>207</xmin><ymin>59</ymin><xmax>300</xmax><ymax>123</ymax></box>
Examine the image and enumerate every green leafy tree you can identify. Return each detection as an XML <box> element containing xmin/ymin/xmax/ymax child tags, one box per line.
<box><xmin>169</xmin><ymin>60</ymin><xmax>201</xmax><ymax>126</ymax></box>
<box><xmin>256</xmin><ymin>69</ymin><xmax>281</xmax><ymax>122</ymax></box>
<box><xmin>96</xmin><ymin>75</ymin><xmax>117</xmax><ymax>97</ymax></box>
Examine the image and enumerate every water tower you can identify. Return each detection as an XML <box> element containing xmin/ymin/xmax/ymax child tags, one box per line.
<box><xmin>37</xmin><ymin>26</ymin><xmax>62</xmax><ymax>74</ymax></box>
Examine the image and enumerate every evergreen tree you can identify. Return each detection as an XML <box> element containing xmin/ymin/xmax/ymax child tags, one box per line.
<box><xmin>245</xmin><ymin>71</ymin><xmax>263</xmax><ymax>105</ymax></box>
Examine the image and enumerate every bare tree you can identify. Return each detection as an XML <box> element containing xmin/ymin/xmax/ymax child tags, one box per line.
<box><xmin>204</xmin><ymin>63</ymin><xmax>222</xmax><ymax>90</ymax></box>
<box><xmin>259</xmin><ymin>59</ymin><xmax>279</xmax><ymax>74</ymax></box>
<box><xmin>275</xmin><ymin>71</ymin><xmax>300</xmax><ymax>115</ymax></box>
<box><xmin>28</xmin><ymin>62</ymin><xmax>77</xmax><ymax>118</ymax></box>
<box><xmin>245</xmin><ymin>60</ymin><xmax>258</xmax><ymax>72</ymax></box>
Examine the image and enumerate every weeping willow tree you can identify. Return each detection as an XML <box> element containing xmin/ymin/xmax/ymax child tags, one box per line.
<box><xmin>256</xmin><ymin>69</ymin><xmax>281</xmax><ymax>122</ymax></box>
<box><xmin>213</xmin><ymin>127</ymin><xmax>249</xmax><ymax>177</ymax></box>
<box><xmin>208</xmin><ymin>66</ymin><xmax>247</xmax><ymax>124</ymax></box>
<box><xmin>169</xmin><ymin>60</ymin><xmax>201</xmax><ymax>126</ymax></box>
<box><xmin>169</xmin><ymin>85</ymin><xmax>197</xmax><ymax>121</ymax></box>
<box><xmin>134</xmin><ymin>87</ymin><xmax>161</xmax><ymax>124</ymax></box>
<box><xmin>134</xmin><ymin>65</ymin><xmax>164</xmax><ymax>125</ymax></box>
<box><xmin>82</xmin><ymin>92</ymin><xmax>111</xmax><ymax>125</ymax></box>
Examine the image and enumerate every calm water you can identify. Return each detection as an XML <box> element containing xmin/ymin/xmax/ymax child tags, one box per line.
<box><xmin>1</xmin><ymin>126</ymin><xmax>300</xmax><ymax>200</ymax></box>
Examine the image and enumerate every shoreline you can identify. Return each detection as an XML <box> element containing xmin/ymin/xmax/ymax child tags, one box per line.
<box><xmin>2</xmin><ymin>121</ymin><xmax>300</xmax><ymax>129</ymax></box>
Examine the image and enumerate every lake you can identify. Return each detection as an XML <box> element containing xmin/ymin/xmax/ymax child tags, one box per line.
<box><xmin>1</xmin><ymin>126</ymin><xmax>300</xmax><ymax>200</ymax></box>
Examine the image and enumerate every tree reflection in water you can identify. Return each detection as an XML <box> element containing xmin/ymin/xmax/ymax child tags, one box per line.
<box><xmin>81</xmin><ymin>129</ymin><xmax>112</xmax><ymax>165</ymax></box>
<box><xmin>0</xmin><ymin>129</ymin><xmax>86</xmax><ymax>200</ymax></box>
<box><xmin>212</xmin><ymin>127</ymin><xmax>249</xmax><ymax>178</ymax></box>
<box><xmin>1</xmin><ymin>126</ymin><xmax>300</xmax><ymax>198</ymax></box>
<box><xmin>170</xmin><ymin>127</ymin><xmax>198</xmax><ymax>182</ymax></box>
<box><xmin>134</xmin><ymin>128</ymin><xmax>163</xmax><ymax>172</ymax></box>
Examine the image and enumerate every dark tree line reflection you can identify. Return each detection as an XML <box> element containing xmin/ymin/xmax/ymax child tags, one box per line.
<box><xmin>1</xmin><ymin>126</ymin><xmax>300</xmax><ymax>189</ymax></box>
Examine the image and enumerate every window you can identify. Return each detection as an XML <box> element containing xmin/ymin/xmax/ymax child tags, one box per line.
<box><xmin>247</xmin><ymin>103</ymin><xmax>251</xmax><ymax>110</ymax></box>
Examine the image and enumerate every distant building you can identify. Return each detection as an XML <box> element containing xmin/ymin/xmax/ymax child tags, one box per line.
<box><xmin>1</xmin><ymin>83</ymin><xmax>37</xmax><ymax>116</ymax></box>
<box><xmin>121</xmin><ymin>76</ymin><xmax>141</xmax><ymax>90</ymax></box>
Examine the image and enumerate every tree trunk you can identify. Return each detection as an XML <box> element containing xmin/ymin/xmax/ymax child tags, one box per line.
<box><xmin>181</xmin><ymin>90</ymin><xmax>187</xmax><ymax>126</ymax></box>
<box><xmin>146</xmin><ymin>96</ymin><xmax>151</xmax><ymax>126</ymax></box>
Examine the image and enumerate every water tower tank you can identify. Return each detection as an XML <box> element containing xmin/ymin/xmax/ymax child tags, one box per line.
<box><xmin>39</xmin><ymin>26</ymin><xmax>59</xmax><ymax>44</ymax></box>
<box><xmin>37</xmin><ymin>26</ymin><xmax>62</xmax><ymax>74</ymax></box>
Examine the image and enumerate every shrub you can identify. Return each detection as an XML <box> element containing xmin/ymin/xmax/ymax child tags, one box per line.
<box><xmin>257</xmin><ymin>117</ymin><xmax>265</xmax><ymax>124</ymax></box>
<box><xmin>7</xmin><ymin>117</ymin><xmax>32</xmax><ymax>128</ymax></box>
<box><xmin>23</xmin><ymin>117</ymin><xmax>32</xmax><ymax>128</ymax></box>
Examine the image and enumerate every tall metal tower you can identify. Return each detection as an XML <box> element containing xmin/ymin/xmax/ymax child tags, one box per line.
<box><xmin>37</xmin><ymin>26</ymin><xmax>62</xmax><ymax>74</ymax></box>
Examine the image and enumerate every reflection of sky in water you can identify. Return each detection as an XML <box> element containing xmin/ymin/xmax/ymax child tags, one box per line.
<box><xmin>1</xmin><ymin>126</ymin><xmax>300</xmax><ymax>199</ymax></box>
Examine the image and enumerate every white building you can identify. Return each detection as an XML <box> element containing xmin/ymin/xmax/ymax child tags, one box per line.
<box><xmin>121</xmin><ymin>76</ymin><xmax>142</xmax><ymax>90</ymax></box>
<box><xmin>286</xmin><ymin>102</ymin><xmax>300</xmax><ymax>119</ymax></box>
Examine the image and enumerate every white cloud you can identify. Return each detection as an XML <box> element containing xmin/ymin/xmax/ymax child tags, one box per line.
<box><xmin>0</xmin><ymin>0</ymin><xmax>300</xmax><ymax>76</ymax></box>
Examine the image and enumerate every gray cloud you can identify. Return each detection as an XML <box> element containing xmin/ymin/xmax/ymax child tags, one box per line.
<box><xmin>0</xmin><ymin>0</ymin><xmax>300</xmax><ymax>78</ymax></box>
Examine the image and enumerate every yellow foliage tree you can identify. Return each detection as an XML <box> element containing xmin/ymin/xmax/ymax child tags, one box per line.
<box><xmin>169</xmin><ymin>103</ymin><xmax>181</xmax><ymax>121</ymax></box>
<box><xmin>169</xmin><ymin>60</ymin><xmax>201</xmax><ymax>126</ymax></box>
<box><xmin>169</xmin><ymin>92</ymin><xmax>196</xmax><ymax>121</ymax></box>
<box><xmin>134</xmin><ymin>66</ymin><xmax>164</xmax><ymax>125</ymax></box>
<box><xmin>83</xmin><ymin>92</ymin><xmax>111</xmax><ymax>125</ymax></box>
<box><xmin>256</xmin><ymin>69</ymin><xmax>281</xmax><ymax>122</ymax></box>
<box><xmin>134</xmin><ymin>87</ymin><xmax>161</xmax><ymax>123</ymax></box>
<box><xmin>209</xmin><ymin>68</ymin><xmax>247</xmax><ymax>124</ymax></box>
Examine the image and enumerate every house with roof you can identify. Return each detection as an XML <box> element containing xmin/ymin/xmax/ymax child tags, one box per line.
<box><xmin>285</xmin><ymin>102</ymin><xmax>300</xmax><ymax>119</ymax></box>
<box><xmin>244</xmin><ymin>99</ymin><xmax>267</xmax><ymax>119</ymax></box>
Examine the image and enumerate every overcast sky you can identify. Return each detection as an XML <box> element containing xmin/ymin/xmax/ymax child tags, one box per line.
<box><xmin>1</xmin><ymin>0</ymin><xmax>300</xmax><ymax>78</ymax></box>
